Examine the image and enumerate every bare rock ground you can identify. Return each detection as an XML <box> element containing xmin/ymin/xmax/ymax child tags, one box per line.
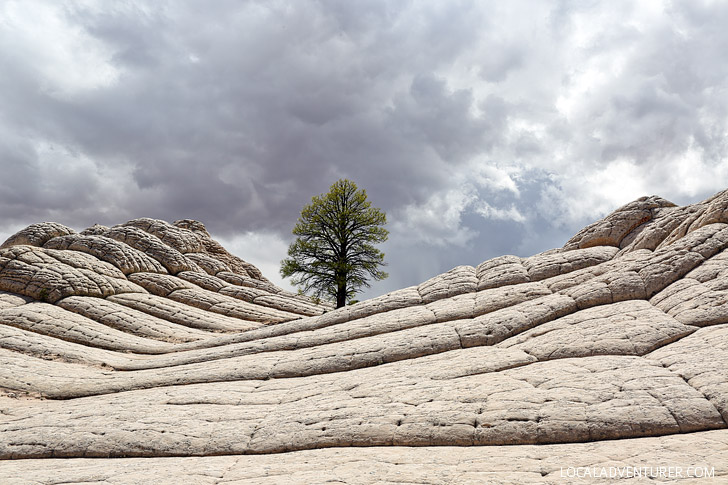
<box><xmin>1</xmin><ymin>193</ymin><xmax>728</xmax><ymax>483</ymax></box>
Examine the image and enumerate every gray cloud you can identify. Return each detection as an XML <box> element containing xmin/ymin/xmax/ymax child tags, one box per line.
<box><xmin>1</xmin><ymin>0</ymin><xmax>727</xmax><ymax>298</ymax></box>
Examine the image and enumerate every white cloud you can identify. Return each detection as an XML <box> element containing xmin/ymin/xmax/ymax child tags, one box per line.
<box><xmin>469</xmin><ymin>162</ymin><xmax>521</xmax><ymax>195</ymax></box>
<box><xmin>391</xmin><ymin>187</ymin><xmax>478</xmax><ymax>248</ymax></box>
<box><xmin>216</xmin><ymin>232</ymin><xmax>297</xmax><ymax>293</ymax></box>
<box><xmin>473</xmin><ymin>201</ymin><xmax>526</xmax><ymax>223</ymax></box>
<box><xmin>552</xmin><ymin>160</ymin><xmax>650</xmax><ymax>224</ymax></box>
<box><xmin>0</xmin><ymin>0</ymin><xmax>120</xmax><ymax>97</ymax></box>
<box><xmin>390</xmin><ymin>161</ymin><xmax>526</xmax><ymax>248</ymax></box>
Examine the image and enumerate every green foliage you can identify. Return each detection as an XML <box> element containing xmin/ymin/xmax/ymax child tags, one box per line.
<box><xmin>281</xmin><ymin>179</ymin><xmax>388</xmax><ymax>308</ymax></box>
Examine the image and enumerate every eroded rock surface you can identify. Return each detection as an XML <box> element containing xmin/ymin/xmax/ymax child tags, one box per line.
<box><xmin>1</xmin><ymin>193</ymin><xmax>728</xmax><ymax>483</ymax></box>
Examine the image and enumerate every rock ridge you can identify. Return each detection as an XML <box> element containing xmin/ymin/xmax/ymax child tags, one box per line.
<box><xmin>1</xmin><ymin>192</ymin><xmax>728</xmax><ymax>483</ymax></box>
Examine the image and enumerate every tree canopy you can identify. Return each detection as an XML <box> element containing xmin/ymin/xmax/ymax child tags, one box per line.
<box><xmin>281</xmin><ymin>179</ymin><xmax>388</xmax><ymax>308</ymax></box>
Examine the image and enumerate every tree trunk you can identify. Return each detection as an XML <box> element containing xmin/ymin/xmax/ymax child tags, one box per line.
<box><xmin>336</xmin><ymin>282</ymin><xmax>347</xmax><ymax>308</ymax></box>
<box><xmin>334</xmin><ymin>269</ymin><xmax>349</xmax><ymax>309</ymax></box>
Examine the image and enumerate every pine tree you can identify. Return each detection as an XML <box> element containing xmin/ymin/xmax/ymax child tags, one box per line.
<box><xmin>281</xmin><ymin>179</ymin><xmax>388</xmax><ymax>308</ymax></box>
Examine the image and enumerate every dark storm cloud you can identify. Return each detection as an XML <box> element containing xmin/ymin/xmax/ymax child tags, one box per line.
<box><xmin>1</xmin><ymin>0</ymin><xmax>727</xmax><ymax>297</ymax></box>
<box><xmin>0</xmin><ymin>1</ymin><xmax>496</xmax><ymax>232</ymax></box>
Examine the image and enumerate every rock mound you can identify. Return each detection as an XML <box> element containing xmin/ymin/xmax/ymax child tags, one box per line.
<box><xmin>1</xmin><ymin>193</ymin><xmax>728</xmax><ymax>483</ymax></box>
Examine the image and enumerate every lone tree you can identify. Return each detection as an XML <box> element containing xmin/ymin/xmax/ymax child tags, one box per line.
<box><xmin>281</xmin><ymin>179</ymin><xmax>388</xmax><ymax>308</ymax></box>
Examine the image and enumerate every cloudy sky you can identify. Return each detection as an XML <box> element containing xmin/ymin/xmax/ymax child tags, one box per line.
<box><xmin>1</xmin><ymin>0</ymin><xmax>727</xmax><ymax>299</ymax></box>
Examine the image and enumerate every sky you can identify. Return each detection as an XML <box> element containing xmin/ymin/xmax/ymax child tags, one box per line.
<box><xmin>1</xmin><ymin>0</ymin><xmax>727</xmax><ymax>300</ymax></box>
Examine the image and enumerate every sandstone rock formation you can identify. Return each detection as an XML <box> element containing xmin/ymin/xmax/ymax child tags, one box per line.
<box><xmin>1</xmin><ymin>194</ymin><xmax>728</xmax><ymax>483</ymax></box>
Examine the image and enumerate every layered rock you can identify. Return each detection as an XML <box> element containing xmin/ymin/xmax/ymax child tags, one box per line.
<box><xmin>1</xmin><ymin>192</ymin><xmax>728</xmax><ymax>483</ymax></box>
